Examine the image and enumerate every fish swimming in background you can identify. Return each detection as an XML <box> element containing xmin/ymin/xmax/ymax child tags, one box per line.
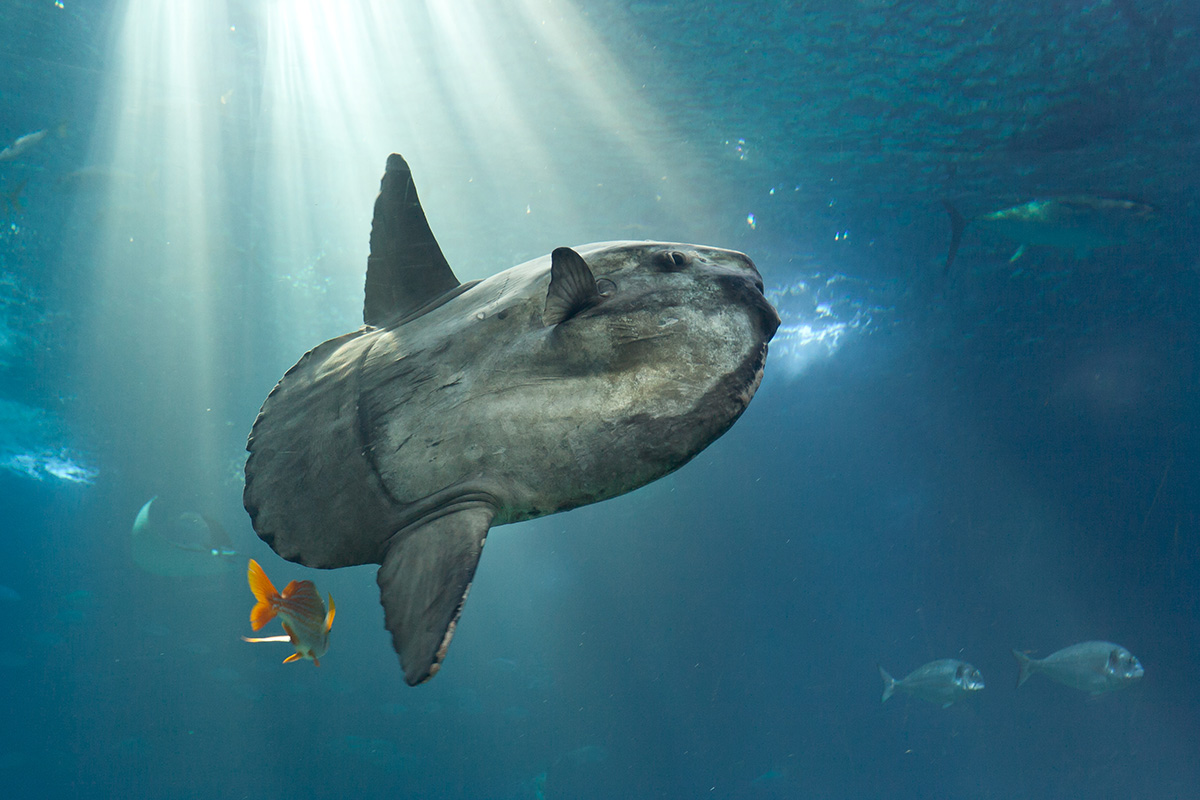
<box><xmin>241</xmin><ymin>559</ymin><xmax>334</xmax><ymax>666</ymax></box>
<box><xmin>0</xmin><ymin>124</ymin><xmax>66</xmax><ymax>162</ymax></box>
<box><xmin>1013</xmin><ymin>641</ymin><xmax>1143</xmax><ymax>694</ymax></box>
<box><xmin>941</xmin><ymin>196</ymin><xmax>1155</xmax><ymax>275</ymax></box>
<box><xmin>879</xmin><ymin>659</ymin><xmax>985</xmax><ymax>708</ymax></box>
<box><xmin>0</xmin><ymin>129</ymin><xmax>48</xmax><ymax>161</ymax></box>
<box><xmin>131</xmin><ymin>497</ymin><xmax>237</xmax><ymax>577</ymax></box>
<box><xmin>243</xmin><ymin>153</ymin><xmax>778</xmax><ymax>685</ymax></box>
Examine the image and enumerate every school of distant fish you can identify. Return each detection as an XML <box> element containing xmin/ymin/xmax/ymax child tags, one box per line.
<box><xmin>881</xmin><ymin>640</ymin><xmax>1144</xmax><ymax>708</ymax></box>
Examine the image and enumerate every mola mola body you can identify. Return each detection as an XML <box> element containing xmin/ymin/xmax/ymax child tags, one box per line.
<box><xmin>245</xmin><ymin>154</ymin><xmax>779</xmax><ymax>685</ymax></box>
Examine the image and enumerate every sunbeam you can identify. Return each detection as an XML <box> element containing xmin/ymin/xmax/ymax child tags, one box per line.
<box><xmin>74</xmin><ymin>0</ymin><xmax>241</xmax><ymax>499</ymax></box>
<box><xmin>71</xmin><ymin>0</ymin><xmax>707</xmax><ymax>504</ymax></box>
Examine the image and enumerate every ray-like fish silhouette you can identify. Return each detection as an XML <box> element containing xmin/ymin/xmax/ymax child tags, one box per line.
<box><xmin>941</xmin><ymin>196</ymin><xmax>1155</xmax><ymax>275</ymax></box>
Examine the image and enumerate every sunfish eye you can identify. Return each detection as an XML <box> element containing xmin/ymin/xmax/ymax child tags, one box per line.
<box><xmin>656</xmin><ymin>250</ymin><xmax>691</xmax><ymax>271</ymax></box>
<box><xmin>596</xmin><ymin>277</ymin><xmax>616</xmax><ymax>296</ymax></box>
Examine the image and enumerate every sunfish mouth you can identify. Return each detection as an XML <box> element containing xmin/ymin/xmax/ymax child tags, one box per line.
<box><xmin>753</xmin><ymin>288</ymin><xmax>782</xmax><ymax>340</ymax></box>
<box><xmin>725</xmin><ymin>250</ymin><xmax>767</xmax><ymax>295</ymax></box>
<box><xmin>730</xmin><ymin>253</ymin><xmax>779</xmax><ymax>338</ymax></box>
<box><xmin>718</xmin><ymin>269</ymin><xmax>781</xmax><ymax>340</ymax></box>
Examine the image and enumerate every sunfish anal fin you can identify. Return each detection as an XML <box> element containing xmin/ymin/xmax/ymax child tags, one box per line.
<box><xmin>364</xmin><ymin>153</ymin><xmax>461</xmax><ymax>327</ymax></box>
<box><xmin>377</xmin><ymin>502</ymin><xmax>495</xmax><ymax>686</ymax></box>
<box><xmin>543</xmin><ymin>247</ymin><xmax>601</xmax><ymax>326</ymax></box>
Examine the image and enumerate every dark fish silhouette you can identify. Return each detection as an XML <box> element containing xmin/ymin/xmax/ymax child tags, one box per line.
<box><xmin>941</xmin><ymin>196</ymin><xmax>1155</xmax><ymax>275</ymax></box>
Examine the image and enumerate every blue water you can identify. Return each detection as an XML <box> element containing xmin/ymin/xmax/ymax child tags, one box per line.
<box><xmin>3</xmin><ymin>0</ymin><xmax>1198</xmax><ymax>797</ymax></box>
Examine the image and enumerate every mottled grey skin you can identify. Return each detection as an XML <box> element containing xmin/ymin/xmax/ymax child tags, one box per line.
<box><xmin>244</xmin><ymin>154</ymin><xmax>780</xmax><ymax>685</ymax></box>
<box><xmin>1013</xmin><ymin>641</ymin><xmax>1144</xmax><ymax>694</ymax></box>
<box><xmin>879</xmin><ymin>659</ymin><xmax>985</xmax><ymax>708</ymax></box>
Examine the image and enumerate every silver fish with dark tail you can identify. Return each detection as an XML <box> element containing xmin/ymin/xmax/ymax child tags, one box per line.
<box><xmin>1013</xmin><ymin>641</ymin><xmax>1144</xmax><ymax>694</ymax></box>
<box><xmin>941</xmin><ymin>196</ymin><xmax>1155</xmax><ymax>275</ymax></box>
<box><xmin>244</xmin><ymin>154</ymin><xmax>780</xmax><ymax>685</ymax></box>
<box><xmin>879</xmin><ymin>659</ymin><xmax>985</xmax><ymax>708</ymax></box>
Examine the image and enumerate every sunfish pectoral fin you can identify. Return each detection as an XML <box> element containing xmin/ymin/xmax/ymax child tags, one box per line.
<box><xmin>242</xmin><ymin>635</ymin><xmax>292</xmax><ymax>643</ymax></box>
<box><xmin>544</xmin><ymin>247</ymin><xmax>601</xmax><ymax>325</ymax></box>
<box><xmin>376</xmin><ymin>501</ymin><xmax>496</xmax><ymax>686</ymax></box>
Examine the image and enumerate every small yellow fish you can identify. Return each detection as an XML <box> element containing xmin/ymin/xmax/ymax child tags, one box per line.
<box><xmin>241</xmin><ymin>559</ymin><xmax>334</xmax><ymax>666</ymax></box>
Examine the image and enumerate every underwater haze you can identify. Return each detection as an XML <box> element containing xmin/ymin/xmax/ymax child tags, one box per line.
<box><xmin>2</xmin><ymin>0</ymin><xmax>1198</xmax><ymax>798</ymax></box>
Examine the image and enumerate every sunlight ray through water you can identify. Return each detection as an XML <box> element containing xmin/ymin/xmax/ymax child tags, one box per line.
<box><xmin>74</xmin><ymin>0</ymin><xmax>706</xmax><ymax>501</ymax></box>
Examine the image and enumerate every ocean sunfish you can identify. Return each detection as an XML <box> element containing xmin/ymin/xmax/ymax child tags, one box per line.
<box><xmin>244</xmin><ymin>154</ymin><xmax>780</xmax><ymax>685</ymax></box>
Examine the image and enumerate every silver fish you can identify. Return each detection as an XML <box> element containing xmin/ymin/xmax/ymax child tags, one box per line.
<box><xmin>879</xmin><ymin>659</ymin><xmax>985</xmax><ymax>708</ymax></box>
<box><xmin>1013</xmin><ymin>641</ymin><xmax>1144</xmax><ymax>694</ymax></box>
<box><xmin>244</xmin><ymin>154</ymin><xmax>779</xmax><ymax>685</ymax></box>
<box><xmin>0</xmin><ymin>129</ymin><xmax>48</xmax><ymax>162</ymax></box>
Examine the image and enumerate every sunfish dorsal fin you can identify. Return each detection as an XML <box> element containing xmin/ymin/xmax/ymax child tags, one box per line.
<box><xmin>376</xmin><ymin>502</ymin><xmax>495</xmax><ymax>686</ymax></box>
<box><xmin>543</xmin><ymin>247</ymin><xmax>601</xmax><ymax>325</ymax></box>
<box><xmin>364</xmin><ymin>153</ymin><xmax>461</xmax><ymax>327</ymax></box>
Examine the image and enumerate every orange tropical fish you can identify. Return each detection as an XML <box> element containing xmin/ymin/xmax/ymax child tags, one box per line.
<box><xmin>241</xmin><ymin>559</ymin><xmax>334</xmax><ymax>666</ymax></box>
